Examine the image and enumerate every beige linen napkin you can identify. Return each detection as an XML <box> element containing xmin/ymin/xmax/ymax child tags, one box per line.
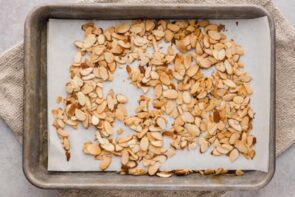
<box><xmin>1</xmin><ymin>0</ymin><xmax>295</xmax><ymax>196</ymax></box>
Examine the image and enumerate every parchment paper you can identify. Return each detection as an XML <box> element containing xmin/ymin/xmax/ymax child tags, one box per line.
<box><xmin>47</xmin><ymin>17</ymin><xmax>270</xmax><ymax>172</ymax></box>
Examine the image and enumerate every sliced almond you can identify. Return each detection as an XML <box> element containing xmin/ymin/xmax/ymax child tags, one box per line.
<box><xmin>57</xmin><ymin>128</ymin><xmax>68</xmax><ymax>137</ymax></box>
<box><xmin>101</xmin><ymin>143</ymin><xmax>115</xmax><ymax>152</ymax></box>
<box><xmin>115</xmin><ymin>23</ymin><xmax>130</xmax><ymax>34</ymax></box>
<box><xmin>235</xmin><ymin>169</ymin><xmax>244</xmax><ymax>176</ymax></box>
<box><xmin>84</xmin><ymin>34</ymin><xmax>96</xmax><ymax>48</ymax></box>
<box><xmin>140</xmin><ymin>136</ymin><xmax>149</xmax><ymax>151</ymax></box>
<box><xmin>163</xmin><ymin>89</ymin><xmax>178</xmax><ymax>99</ymax></box>
<box><xmin>182</xmin><ymin>91</ymin><xmax>192</xmax><ymax>104</ymax></box>
<box><xmin>228</xmin><ymin>119</ymin><xmax>242</xmax><ymax>132</ymax></box>
<box><xmin>233</xmin><ymin>96</ymin><xmax>244</xmax><ymax>104</ymax></box>
<box><xmin>99</xmin><ymin>66</ymin><xmax>109</xmax><ymax>81</ymax></box>
<box><xmin>167</xmin><ymin>24</ymin><xmax>180</xmax><ymax>32</ymax></box>
<box><xmin>181</xmin><ymin>112</ymin><xmax>194</xmax><ymax>123</ymax></box>
<box><xmin>86</xmin><ymin>143</ymin><xmax>101</xmax><ymax>156</ymax></box>
<box><xmin>156</xmin><ymin>117</ymin><xmax>166</xmax><ymax>130</ymax></box>
<box><xmin>91</xmin><ymin>115</ymin><xmax>100</xmax><ymax>126</ymax></box>
<box><xmin>234</xmin><ymin>140</ymin><xmax>248</xmax><ymax>154</ymax></box>
<box><xmin>187</xmin><ymin>65</ymin><xmax>199</xmax><ymax>77</ymax></box>
<box><xmin>224</xmin><ymin>79</ymin><xmax>236</xmax><ymax>88</ymax></box>
<box><xmin>75</xmin><ymin>109</ymin><xmax>86</xmax><ymax>121</ymax></box>
<box><xmin>154</xmin><ymin>84</ymin><xmax>162</xmax><ymax>99</ymax></box>
<box><xmin>185</xmin><ymin>123</ymin><xmax>200</xmax><ymax>137</ymax></box>
<box><xmin>208</xmin><ymin>31</ymin><xmax>221</xmax><ymax>40</ymax></box>
<box><xmin>77</xmin><ymin>92</ymin><xmax>86</xmax><ymax>106</ymax></box>
<box><xmin>103</xmin><ymin>121</ymin><xmax>113</xmax><ymax>135</ymax></box>
<box><xmin>229</xmin><ymin>149</ymin><xmax>239</xmax><ymax>162</ymax></box>
<box><xmin>148</xmin><ymin>162</ymin><xmax>160</xmax><ymax>175</ymax></box>
<box><xmin>198</xmin><ymin>57</ymin><xmax>212</xmax><ymax>68</ymax></box>
<box><xmin>100</xmin><ymin>156</ymin><xmax>112</xmax><ymax>170</ymax></box>
<box><xmin>121</xmin><ymin>149</ymin><xmax>129</xmax><ymax>165</ymax></box>
<box><xmin>156</xmin><ymin>171</ymin><xmax>172</xmax><ymax>178</ymax></box>
<box><xmin>116</xmin><ymin>94</ymin><xmax>128</xmax><ymax>104</ymax></box>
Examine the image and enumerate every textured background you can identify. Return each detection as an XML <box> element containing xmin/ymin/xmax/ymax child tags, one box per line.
<box><xmin>0</xmin><ymin>0</ymin><xmax>294</xmax><ymax>196</ymax></box>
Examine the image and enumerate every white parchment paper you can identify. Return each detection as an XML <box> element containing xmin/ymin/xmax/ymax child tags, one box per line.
<box><xmin>47</xmin><ymin>17</ymin><xmax>270</xmax><ymax>172</ymax></box>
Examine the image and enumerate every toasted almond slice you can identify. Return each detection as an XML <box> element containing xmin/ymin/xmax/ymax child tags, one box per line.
<box><xmin>163</xmin><ymin>89</ymin><xmax>178</xmax><ymax>99</ymax></box>
<box><xmin>84</xmin><ymin>34</ymin><xmax>96</xmax><ymax>48</ymax></box>
<box><xmin>156</xmin><ymin>171</ymin><xmax>172</xmax><ymax>178</ymax></box>
<box><xmin>223</xmin><ymin>79</ymin><xmax>236</xmax><ymax>88</ymax></box>
<box><xmin>186</xmin><ymin>65</ymin><xmax>199</xmax><ymax>77</ymax></box>
<box><xmin>130</xmin><ymin>23</ymin><xmax>144</xmax><ymax>34</ymax></box>
<box><xmin>229</xmin><ymin>149</ymin><xmax>239</xmax><ymax>162</ymax></box>
<box><xmin>175</xmin><ymin>169</ymin><xmax>191</xmax><ymax>176</ymax></box>
<box><xmin>75</xmin><ymin>109</ymin><xmax>86</xmax><ymax>121</ymax></box>
<box><xmin>104</xmin><ymin>52</ymin><xmax>114</xmax><ymax>63</ymax></box>
<box><xmin>199</xmin><ymin>138</ymin><xmax>209</xmax><ymax>153</ymax></box>
<box><xmin>77</xmin><ymin>92</ymin><xmax>86</xmax><ymax>106</ymax></box>
<box><xmin>97</xmin><ymin>34</ymin><xmax>105</xmax><ymax>44</ymax></box>
<box><xmin>229</xmin><ymin>132</ymin><xmax>240</xmax><ymax>145</ymax></box>
<box><xmin>116</xmin><ymin>94</ymin><xmax>128</xmax><ymax>104</ymax></box>
<box><xmin>63</xmin><ymin>137</ymin><xmax>70</xmax><ymax>151</ymax></box>
<box><xmin>164</xmin><ymin>30</ymin><xmax>174</xmax><ymax>42</ymax></box>
<box><xmin>152</xmin><ymin>30</ymin><xmax>165</xmax><ymax>38</ymax></box>
<box><xmin>99</xmin><ymin>66</ymin><xmax>109</xmax><ymax>81</ymax></box>
<box><xmin>74</xmin><ymin>40</ymin><xmax>84</xmax><ymax>48</ymax></box>
<box><xmin>103</xmin><ymin>121</ymin><xmax>113</xmax><ymax>135</ymax></box>
<box><xmin>198</xmin><ymin>57</ymin><xmax>212</xmax><ymax>68</ymax></box>
<box><xmin>185</xmin><ymin>123</ymin><xmax>200</xmax><ymax>137</ymax></box>
<box><xmin>235</xmin><ymin>169</ymin><xmax>244</xmax><ymax>176</ymax></box>
<box><xmin>182</xmin><ymin>91</ymin><xmax>192</xmax><ymax>104</ymax></box>
<box><xmin>153</xmin><ymin>155</ymin><xmax>167</xmax><ymax>163</ymax></box>
<box><xmin>150</xmin><ymin>132</ymin><xmax>163</xmax><ymax>141</ymax></box>
<box><xmin>128</xmin><ymin>168</ymin><xmax>146</xmax><ymax>175</ymax></box>
<box><xmin>208</xmin><ymin>30</ymin><xmax>221</xmax><ymax>40</ymax></box>
<box><xmin>181</xmin><ymin>112</ymin><xmax>194</xmax><ymax>123</ymax></box>
<box><xmin>167</xmin><ymin>23</ymin><xmax>180</xmax><ymax>32</ymax></box>
<box><xmin>80</xmin><ymin>67</ymin><xmax>94</xmax><ymax>76</ymax></box>
<box><xmin>154</xmin><ymin>84</ymin><xmax>162</xmax><ymax>99</ymax></box>
<box><xmin>224</xmin><ymin>60</ymin><xmax>233</xmax><ymax>74</ymax></box>
<box><xmin>101</xmin><ymin>143</ymin><xmax>115</xmax><ymax>152</ymax></box>
<box><xmin>233</xmin><ymin>96</ymin><xmax>244</xmax><ymax>104</ymax></box>
<box><xmin>228</xmin><ymin>119</ymin><xmax>242</xmax><ymax>132</ymax></box>
<box><xmin>117</xmin><ymin>135</ymin><xmax>133</xmax><ymax>144</ymax></box>
<box><xmin>148</xmin><ymin>162</ymin><xmax>160</xmax><ymax>175</ymax></box>
<box><xmin>86</xmin><ymin>143</ymin><xmax>101</xmax><ymax>155</ymax></box>
<box><xmin>91</xmin><ymin>115</ymin><xmax>99</xmax><ymax>126</ymax></box>
<box><xmin>217</xmin><ymin>49</ymin><xmax>226</xmax><ymax>60</ymax></box>
<box><xmin>159</xmin><ymin>72</ymin><xmax>170</xmax><ymax>85</ymax></box>
<box><xmin>115</xmin><ymin>23</ymin><xmax>130</xmax><ymax>34</ymax></box>
<box><xmin>121</xmin><ymin>149</ymin><xmax>129</xmax><ymax>165</ymax></box>
<box><xmin>145</xmin><ymin>20</ymin><xmax>155</xmax><ymax>31</ymax></box>
<box><xmin>100</xmin><ymin>156</ymin><xmax>112</xmax><ymax>170</ymax></box>
<box><xmin>57</xmin><ymin>128</ymin><xmax>68</xmax><ymax>137</ymax></box>
<box><xmin>234</xmin><ymin>140</ymin><xmax>248</xmax><ymax>154</ymax></box>
<box><xmin>156</xmin><ymin>117</ymin><xmax>166</xmax><ymax>130</ymax></box>
<box><xmin>216</xmin><ymin>146</ymin><xmax>230</xmax><ymax>154</ymax></box>
<box><xmin>150</xmin><ymin>140</ymin><xmax>163</xmax><ymax>147</ymax></box>
<box><xmin>140</xmin><ymin>136</ymin><xmax>149</xmax><ymax>151</ymax></box>
<box><xmin>93</xmin><ymin>45</ymin><xmax>104</xmax><ymax>56</ymax></box>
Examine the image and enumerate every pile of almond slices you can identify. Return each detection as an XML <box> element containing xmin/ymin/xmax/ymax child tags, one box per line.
<box><xmin>51</xmin><ymin>19</ymin><xmax>256</xmax><ymax>177</ymax></box>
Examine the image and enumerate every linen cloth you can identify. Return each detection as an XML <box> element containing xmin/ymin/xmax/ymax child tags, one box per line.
<box><xmin>1</xmin><ymin>0</ymin><xmax>295</xmax><ymax>196</ymax></box>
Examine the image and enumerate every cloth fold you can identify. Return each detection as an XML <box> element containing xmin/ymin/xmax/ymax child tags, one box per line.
<box><xmin>1</xmin><ymin>0</ymin><xmax>295</xmax><ymax>196</ymax></box>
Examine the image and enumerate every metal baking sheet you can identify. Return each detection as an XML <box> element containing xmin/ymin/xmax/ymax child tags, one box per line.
<box><xmin>24</xmin><ymin>4</ymin><xmax>275</xmax><ymax>190</ymax></box>
<box><xmin>47</xmin><ymin>17</ymin><xmax>270</xmax><ymax>172</ymax></box>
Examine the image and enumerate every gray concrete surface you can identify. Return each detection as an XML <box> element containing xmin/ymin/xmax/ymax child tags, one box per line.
<box><xmin>0</xmin><ymin>0</ymin><xmax>294</xmax><ymax>196</ymax></box>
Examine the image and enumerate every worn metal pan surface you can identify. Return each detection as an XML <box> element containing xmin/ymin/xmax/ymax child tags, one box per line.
<box><xmin>23</xmin><ymin>4</ymin><xmax>275</xmax><ymax>190</ymax></box>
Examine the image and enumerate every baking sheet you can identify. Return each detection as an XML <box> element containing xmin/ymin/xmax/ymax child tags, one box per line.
<box><xmin>47</xmin><ymin>17</ymin><xmax>271</xmax><ymax>172</ymax></box>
